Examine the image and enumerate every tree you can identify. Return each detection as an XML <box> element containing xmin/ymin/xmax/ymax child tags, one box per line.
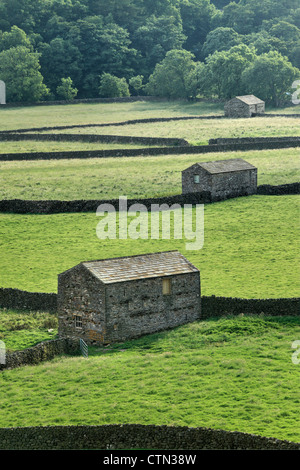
<box><xmin>203</xmin><ymin>44</ymin><xmax>257</xmax><ymax>99</ymax></box>
<box><xmin>56</xmin><ymin>77</ymin><xmax>78</xmax><ymax>100</ymax></box>
<box><xmin>179</xmin><ymin>0</ymin><xmax>218</xmax><ymax>57</ymax></box>
<box><xmin>98</xmin><ymin>73</ymin><xmax>130</xmax><ymax>98</ymax></box>
<box><xmin>145</xmin><ymin>49</ymin><xmax>200</xmax><ymax>99</ymax></box>
<box><xmin>39</xmin><ymin>37</ymin><xmax>82</xmax><ymax>93</ymax></box>
<box><xmin>201</xmin><ymin>27</ymin><xmax>241</xmax><ymax>58</ymax></box>
<box><xmin>0</xmin><ymin>45</ymin><xmax>49</xmax><ymax>102</ymax></box>
<box><xmin>242</xmin><ymin>51</ymin><xmax>300</xmax><ymax>106</ymax></box>
<box><xmin>132</xmin><ymin>14</ymin><xmax>185</xmax><ymax>76</ymax></box>
<box><xmin>129</xmin><ymin>75</ymin><xmax>144</xmax><ymax>95</ymax></box>
<box><xmin>0</xmin><ymin>25</ymin><xmax>32</xmax><ymax>51</ymax></box>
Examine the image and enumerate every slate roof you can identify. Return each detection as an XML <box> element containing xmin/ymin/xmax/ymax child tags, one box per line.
<box><xmin>186</xmin><ymin>158</ymin><xmax>256</xmax><ymax>175</ymax></box>
<box><xmin>80</xmin><ymin>251</ymin><xmax>199</xmax><ymax>284</ymax></box>
<box><xmin>234</xmin><ymin>95</ymin><xmax>265</xmax><ymax>105</ymax></box>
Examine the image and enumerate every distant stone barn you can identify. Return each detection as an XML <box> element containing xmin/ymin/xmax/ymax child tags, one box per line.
<box><xmin>182</xmin><ymin>158</ymin><xmax>257</xmax><ymax>201</ymax></box>
<box><xmin>58</xmin><ymin>251</ymin><xmax>201</xmax><ymax>346</ymax></box>
<box><xmin>224</xmin><ymin>95</ymin><xmax>265</xmax><ymax>118</ymax></box>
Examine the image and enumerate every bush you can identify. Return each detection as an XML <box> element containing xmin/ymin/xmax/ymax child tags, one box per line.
<box><xmin>56</xmin><ymin>77</ymin><xmax>78</xmax><ymax>100</ymax></box>
<box><xmin>98</xmin><ymin>73</ymin><xmax>130</xmax><ymax>98</ymax></box>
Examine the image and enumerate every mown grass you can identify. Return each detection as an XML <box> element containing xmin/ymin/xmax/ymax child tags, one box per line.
<box><xmin>0</xmin><ymin>148</ymin><xmax>299</xmax><ymax>201</ymax></box>
<box><xmin>0</xmin><ymin>141</ymin><xmax>158</xmax><ymax>154</ymax></box>
<box><xmin>0</xmin><ymin>100</ymin><xmax>298</xmax><ymax>132</ymax></box>
<box><xmin>0</xmin><ymin>308</ymin><xmax>57</xmax><ymax>351</ymax></box>
<box><xmin>45</xmin><ymin>116</ymin><xmax>300</xmax><ymax>146</ymax></box>
<box><xmin>0</xmin><ymin>314</ymin><xmax>299</xmax><ymax>444</ymax></box>
<box><xmin>0</xmin><ymin>195</ymin><xmax>299</xmax><ymax>298</ymax></box>
<box><xmin>0</xmin><ymin>100</ymin><xmax>224</xmax><ymax>131</ymax></box>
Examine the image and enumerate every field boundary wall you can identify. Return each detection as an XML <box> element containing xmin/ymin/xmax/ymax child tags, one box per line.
<box><xmin>0</xmin><ymin>139</ymin><xmax>300</xmax><ymax>162</ymax></box>
<box><xmin>0</xmin><ymin>337</ymin><xmax>80</xmax><ymax>371</ymax></box>
<box><xmin>0</xmin><ymin>423</ymin><xmax>298</xmax><ymax>450</ymax></box>
<box><xmin>0</xmin><ymin>133</ymin><xmax>189</xmax><ymax>147</ymax></box>
<box><xmin>1</xmin><ymin>287</ymin><xmax>298</xmax><ymax>318</ymax></box>
<box><xmin>0</xmin><ymin>182</ymin><xmax>299</xmax><ymax>215</ymax></box>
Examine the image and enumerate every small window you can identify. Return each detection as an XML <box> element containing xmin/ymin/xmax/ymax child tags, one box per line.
<box><xmin>74</xmin><ymin>315</ymin><xmax>82</xmax><ymax>328</ymax></box>
<box><xmin>162</xmin><ymin>278</ymin><xmax>171</xmax><ymax>295</ymax></box>
<box><xmin>194</xmin><ymin>174</ymin><xmax>200</xmax><ymax>184</ymax></box>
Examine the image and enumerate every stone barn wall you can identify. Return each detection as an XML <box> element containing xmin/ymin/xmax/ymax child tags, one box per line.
<box><xmin>211</xmin><ymin>169</ymin><xmax>257</xmax><ymax>200</ymax></box>
<box><xmin>104</xmin><ymin>272</ymin><xmax>201</xmax><ymax>344</ymax></box>
<box><xmin>57</xmin><ymin>265</ymin><xmax>106</xmax><ymax>345</ymax></box>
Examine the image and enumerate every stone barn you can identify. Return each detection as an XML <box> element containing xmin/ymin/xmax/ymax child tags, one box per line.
<box><xmin>58</xmin><ymin>251</ymin><xmax>201</xmax><ymax>346</ymax></box>
<box><xmin>182</xmin><ymin>158</ymin><xmax>257</xmax><ymax>201</ymax></box>
<box><xmin>224</xmin><ymin>95</ymin><xmax>265</xmax><ymax>118</ymax></box>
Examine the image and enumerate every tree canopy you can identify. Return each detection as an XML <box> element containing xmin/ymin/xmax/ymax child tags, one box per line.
<box><xmin>0</xmin><ymin>0</ymin><xmax>298</xmax><ymax>105</ymax></box>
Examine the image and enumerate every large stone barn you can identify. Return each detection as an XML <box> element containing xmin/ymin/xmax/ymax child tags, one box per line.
<box><xmin>182</xmin><ymin>158</ymin><xmax>257</xmax><ymax>201</ymax></box>
<box><xmin>58</xmin><ymin>251</ymin><xmax>201</xmax><ymax>346</ymax></box>
<box><xmin>224</xmin><ymin>95</ymin><xmax>265</xmax><ymax>118</ymax></box>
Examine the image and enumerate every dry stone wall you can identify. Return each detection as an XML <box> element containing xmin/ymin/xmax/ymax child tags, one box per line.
<box><xmin>0</xmin><ymin>337</ymin><xmax>80</xmax><ymax>371</ymax></box>
<box><xmin>0</xmin><ymin>424</ymin><xmax>298</xmax><ymax>450</ymax></box>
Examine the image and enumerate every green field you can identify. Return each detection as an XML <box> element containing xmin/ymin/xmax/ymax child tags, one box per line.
<box><xmin>0</xmin><ymin>313</ymin><xmax>299</xmax><ymax>444</ymax></box>
<box><xmin>0</xmin><ymin>309</ymin><xmax>57</xmax><ymax>351</ymax></box>
<box><xmin>40</xmin><ymin>115</ymin><xmax>300</xmax><ymax>146</ymax></box>
<box><xmin>0</xmin><ymin>100</ymin><xmax>223</xmax><ymax>131</ymax></box>
<box><xmin>0</xmin><ymin>148</ymin><xmax>299</xmax><ymax>201</ymax></box>
<box><xmin>1</xmin><ymin>195</ymin><xmax>299</xmax><ymax>298</ymax></box>
<box><xmin>0</xmin><ymin>100</ymin><xmax>299</xmax><ymax>446</ymax></box>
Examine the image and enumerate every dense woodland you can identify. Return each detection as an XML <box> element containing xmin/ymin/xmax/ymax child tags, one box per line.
<box><xmin>0</xmin><ymin>0</ymin><xmax>299</xmax><ymax>105</ymax></box>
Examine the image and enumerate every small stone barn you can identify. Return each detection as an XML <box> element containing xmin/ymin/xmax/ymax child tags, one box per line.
<box><xmin>58</xmin><ymin>251</ymin><xmax>201</xmax><ymax>346</ymax></box>
<box><xmin>182</xmin><ymin>158</ymin><xmax>257</xmax><ymax>201</ymax></box>
<box><xmin>224</xmin><ymin>95</ymin><xmax>265</xmax><ymax>118</ymax></box>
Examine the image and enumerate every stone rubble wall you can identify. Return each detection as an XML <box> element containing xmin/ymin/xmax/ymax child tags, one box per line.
<box><xmin>0</xmin><ymin>423</ymin><xmax>298</xmax><ymax>450</ymax></box>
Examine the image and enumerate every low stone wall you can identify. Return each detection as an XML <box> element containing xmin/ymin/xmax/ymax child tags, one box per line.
<box><xmin>209</xmin><ymin>136</ymin><xmax>300</xmax><ymax>145</ymax></box>
<box><xmin>1</xmin><ymin>287</ymin><xmax>299</xmax><ymax>318</ymax></box>
<box><xmin>0</xmin><ymin>287</ymin><xmax>57</xmax><ymax>311</ymax></box>
<box><xmin>0</xmin><ymin>96</ymin><xmax>167</xmax><ymax>108</ymax></box>
<box><xmin>0</xmin><ymin>139</ymin><xmax>299</xmax><ymax>161</ymax></box>
<box><xmin>0</xmin><ymin>423</ymin><xmax>298</xmax><ymax>450</ymax></box>
<box><xmin>0</xmin><ymin>337</ymin><xmax>80</xmax><ymax>371</ymax></box>
<box><xmin>0</xmin><ymin>192</ymin><xmax>212</xmax><ymax>214</ymax></box>
<box><xmin>0</xmin><ymin>181</ymin><xmax>299</xmax><ymax>215</ymax></box>
<box><xmin>257</xmin><ymin>182</ymin><xmax>300</xmax><ymax>195</ymax></box>
<box><xmin>0</xmin><ymin>133</ymin><xmax>189</xmax><ymax>147</ymax></box>
<box><xmin>201</xmin><ymin>296</ymin><xmax>300</xmax><ymax>318</ymax></box>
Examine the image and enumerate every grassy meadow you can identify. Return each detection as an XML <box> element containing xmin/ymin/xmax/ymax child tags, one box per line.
<box><xmin>0</xmin><ymin>148</ymin><xmax>299</xmax><ymax>200</ymax></box>
<box><xmin>0</xmin><ymin>312</ymin><xmax>299</xmax><ymax>444</ymax></box>
<box><xmin>0</xmin><ymin>99</ymin><xmax>299</xmax><ymax>445</ymax></box>
<box><xmin>0</xmin><ymin>309</ymin><xmax>57</xmax><ymax>351</ymax></box>
<box><xmin>0</xmin><ymin>100</ymin><xmax>224</xmax><ymax>131</ymax></box>
<box><xmin>40</xmin><ymin>115</ymin><xmax>300</xmax><ymax>146</ymax></box>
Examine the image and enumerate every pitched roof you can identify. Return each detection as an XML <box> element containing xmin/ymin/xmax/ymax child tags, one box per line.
<box><xmin>80</xmin><ymin>251</ymin><xmax>199</xmax><ymax>284</ymax></box>
<box><xmin>235</xmin><ymin>95</ymin><xmax>265</xmax><ymax>105</ymax></box>
<box><xmin>189</xmin><ymin>158</ymin><xmax>256</xmax><ymax>174</ymax></box>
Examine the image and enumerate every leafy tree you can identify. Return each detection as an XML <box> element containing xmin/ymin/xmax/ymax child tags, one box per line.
<box><xmin>56</xmin><ymin>77</ymin><xmax>78</xmax><ymax>100</ymax></box>
<box><xmin>242</xmin><ymin>50</ymin><xmax>300</xmax><ymax>106</ymax></box>
<box><xmin>179</xmin><ymin>0</ymin><xmax>219</xmax><ymax>57</ymax></box>
<box><xmin>203</xmin><ymin>44</ymin><xmax>257</xmax><ymax>99</ymax></box>
<box><xmin>145</xmin><ymin>49</ymin><xmax>199</xmax><ymax>99</ymax></box>
<box><xmin>0</xmin><ymin>25</ymin><xmax>32</xmax><ymax>51</ymax></box>
<box><xmin>98</xmin><ymin>73</ymin><xmax>130</xmax><ymax>97</ymax></box>
<box><xmin>0</xmin><ymin>45</ymin><xmax>49</xmax><ymax>102</ymax></box>
<box><xmin>132</xmin><ymin>15</ymin><xmax>185</xmax><ymax>76</ymax></box>
<box><xmin>38</xmin><ymin>37</ymin><xmax>82</xmax><ymax>92</ymax></box>
<box><xmin>201</xmin><ymin>27</ymin><xmax>241</xmax><ymax>58</ymax></box>
<box><xmin>129</xmin><ymin>75</ymin><xmax>144</xmax><ymax>95</ymax></box>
